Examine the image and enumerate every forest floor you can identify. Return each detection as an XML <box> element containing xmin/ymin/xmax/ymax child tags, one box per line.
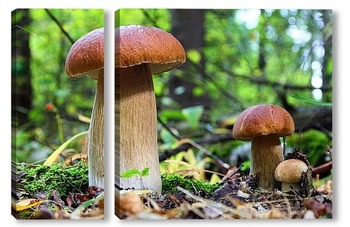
<box><xmin>12</xmin><ymin>153</ymin><xmax>332</xmax><ymax>219</ymax></box>
<box><xmin>117</xmin><ymin>150</ymin><xmax>332</xmax><ymax>219</ymax></box>
<box><xmin>116</xmin><ymin>172</ymin><xmax>332</xmax><ymax>219</ymax></box>
<box><xmin>11</xmin><ymin>161</ymin><xmax>104</xmax><ymax>219</ymax></box>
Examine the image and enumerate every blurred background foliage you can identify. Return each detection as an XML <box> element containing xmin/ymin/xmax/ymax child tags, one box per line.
<box><xmin>12</xmin><ymin>9</ymin><xmax>104</xmax><ymax>163</ymax></box>
<box><xmin>117</xmin><ymin>9</ymin><xmax>332</xmax><ymax>181</ymax></box>
<box><xmin>12</xmin><ymin>9</ymin><xmax>332</xmax><ymax>182</ymax></box>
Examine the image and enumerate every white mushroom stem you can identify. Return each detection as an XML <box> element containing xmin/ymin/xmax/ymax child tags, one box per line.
<box><xmin>88</xmin><ymin>70</ymin><xmax>104</xmax><ymax>187</ymax></box>
<box><xmin>116</xmin><ymin>64</ymin><xmax>162</xmax><ymax>193</ymax></box>
<box><xmin>281</xmin><ymin>183</ymin><xmax>300</xmax><ymax>192</ymax></box>
<box><xmin>251</xmin><ymin>134</ymin><xmax>283</xmax><ymax>189</ymax></box>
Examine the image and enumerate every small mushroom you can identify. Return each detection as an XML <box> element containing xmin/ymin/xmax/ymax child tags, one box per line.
<box><xmin>274</xmin><ymin>159</ymin><xmax>308</xmax><ymax>192</ymax></box>
<box><xmin>115</xmin><ymin>25</ymin><xmax>186</xmax><ymax>192</ymax></box>
<box><xmin>232</xmin><ymin>104</ymin><xmax>295</xmax><ymax>189</ymax></box>
<box><xmin>65</xmin><ymin>28</ymin><xmax>104</xmax><ymax>187</ymax></box>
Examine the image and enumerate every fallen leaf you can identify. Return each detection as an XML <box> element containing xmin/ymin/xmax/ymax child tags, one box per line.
<box><xmin>16</xmin><ymin>198</ymin><xmax>43</xmax><ymax>211</ymax></box>
<box><xmin>115</xmin><ymin>191</ymin><xmax>144</xmax><ymax>219</ymax></box>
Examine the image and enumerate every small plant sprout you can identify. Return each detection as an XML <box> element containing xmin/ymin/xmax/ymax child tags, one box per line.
<box><xmin>120</xmin><ymin>168</ymin><xmax>150</xmax><ymax>190</ymax></box>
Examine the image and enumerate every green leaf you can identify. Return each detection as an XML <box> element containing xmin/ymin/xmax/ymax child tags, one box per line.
<box><xmin>120</xmin><ymin>169</ymin><xmax>141</xmax><ymax>178</ymax></box>
<box><xmin>120</xmin><ymin>168</ymin><xmax>150</xmax><ymax>178</ymax></box>
<box><xmin>290</xmin><ymin>93</ymin><xmax>332</xmax><ymax>106</ymax></box>
<box><xmin>140</xmin><ymin>167</ymin><xmax>150</xmax><ymax>177</ymax></box>
<box><xmin>241</xmin><ymin>160</ymin><xmax>251</xmax><ymax>171</ymax></box>
<box><xmin>181</xmin><ymin>105</ymin><xmax>204</xmax><ymax>129</ymax></box>
<box><xmin>159</xmin><ymin>109</ymin><xmax>186</xmax><ymax>122</ymax></box>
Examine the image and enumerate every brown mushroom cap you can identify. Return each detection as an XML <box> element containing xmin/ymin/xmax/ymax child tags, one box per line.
<box><xmin>274</xmin><ymin>159</ymin><xmax>308</xmax><ymax>184</ymax></box>
<box><xmin>115</xmin><ymin>25</ymin><xmax>186</xmax><ymax>74</ymax></box>
<box><xmin>65</xmin><ymin>28</ymin><xmax>104</xmax><ymax>80</ymax></box>
<box><xmin>232</xmin><ymin>104</ymin><xmax>295</xmax><ymax>141</ymax></box>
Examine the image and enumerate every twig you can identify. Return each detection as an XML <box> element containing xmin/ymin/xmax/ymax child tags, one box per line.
<box><xmin>312</xmin><ymin>161</ymin><xmax>332</xmax><ymax>176</ymax></box>
<box><xmin>187</xmin><ymin>59</ymin><xmax>246</xmax><ymax>109</ymax></box>
<box><xmin>180</xmin><ymin>138</ymin><xmax>230</xmax><ymax>170</ymax></box>
<box><xmin>157</xmin><ymin>114</ymin><xmax>182</xmax><ymax>140</ymax></box>
<box><xmin>159</xmin><ymin>133</ymin><xmax>234</xmax><ymax>162</ymax></box>
<box><xmin>176</xmin><ymin>186</ymin><xmax>253</xmax><ymax>219</ymax></box>
<box><xmin>158</xmin><ymin>112</ymin><xmax>231</xmax><ymax>170</ymax></box>
<box><xmin>221</xmin><ymin>68</ymin><xmax>332</xmax><ymax>92</ymax></box>
<box><xmin>158</xmin><ymin>136</ymin><xmax>228</xmax><ymax>159</ymax></box>
<box><xmin>45</xmin><ymin>9</ymin><xmax>75</xmax><ymax>44</ymax></box>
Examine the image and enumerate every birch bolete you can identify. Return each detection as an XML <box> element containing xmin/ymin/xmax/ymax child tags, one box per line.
<box><xmin>115</xmin><ymin>25</ymin><xmax>186</xmax><ymax>192</ymax></box>
<box><xmin>232</xmin><ymin>104</ymin><xmax>295</xmax><ymax>189</ymax></box>
<box><xmin>65</xmin><ymin>28</ymin><xmax>104</xmax><ymax>187</ymax></box>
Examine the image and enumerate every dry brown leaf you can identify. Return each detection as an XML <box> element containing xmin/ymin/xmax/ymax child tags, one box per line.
<box><xmin>257</xmin><ymin>208</ymin><xmax>285</xmax><ymax>219</ymax></box>
<box><xmin>16</xmin><ymin>198</ymin><xmax>43</xmax><ymax>211</ymax></box>
<box><xmin>303</xmin><ymin>198</ymin><xmax>331</xmax><ymax>218</ymax></box>
<box><xmin>115</xmin><ymin>191</ymin><xmax>144</xmax><ymax>218</ymax></box>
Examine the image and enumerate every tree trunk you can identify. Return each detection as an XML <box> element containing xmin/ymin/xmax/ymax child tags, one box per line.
<box><xmin>291</xmin><ymin>106</ymin><xmax>332</xmax><ymax>134</ymax></box>
<box><xmin>12</xmin><ymin>9</ymin><xmax>32</xmax><ymax>127</ymax></box>
<box><xmin>168</xmin><ymin>9</ymin><xmax>212</xmax><ymax>109</ymax></box>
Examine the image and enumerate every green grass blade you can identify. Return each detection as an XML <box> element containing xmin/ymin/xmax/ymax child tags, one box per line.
<box><xmin>291</xmin><ymin>93</ymin><xmax>332</xmax><ymax>106</ymax></box>
<box><xmin>43</xmin><ymin>131</ymin><xmax>88</xmax><ymax>166</ymax></box>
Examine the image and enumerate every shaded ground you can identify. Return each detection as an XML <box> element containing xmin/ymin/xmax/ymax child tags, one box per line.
<box><xmin>117</xmin><ymin>172</ymin><xmax>332</xmax><ymax>219</ymax></box>
<box><xmin>116</xmin><ymin>150</ymin><xmax>332</xmax><ymax>219</ymax></box>
<box><xmin>12</xmin><ymin>152</ymin><xmax>332</xmax><ymax>219</ymax></box>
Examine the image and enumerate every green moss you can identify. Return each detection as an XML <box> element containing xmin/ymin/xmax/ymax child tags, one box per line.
<box><xmin>161</xmin><ymin>173</ymin><xmax>220</xmax><ymax>197</ymax></box>
<box><xmin>14</xmin><ymin>209</ymin><xmax>33</xmax><ymax>219</ymax></box>
<box><xmin>287</xmin><ymin>129</ymin><xmax>331</xmax><ymax>165</ymax></box>
<box><xmin>17</xmin><ymin>161</ymin><xmax>88</xmax><ymax>197</ymax></box>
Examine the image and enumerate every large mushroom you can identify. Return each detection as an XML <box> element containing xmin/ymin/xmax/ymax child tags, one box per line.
<box><xmin>65</xmin><ymin>28</ymin><xmax>104</xmax><ymax>187</ymax></box>
<box><xmin>232</xmin><ymin>104</ymin><xmax>295</xmax><ymax>189</ymax></box>
<box><xmin>115</xmin><ymin>25</ymin><xmax>186</xmax><ymax>192</ymax></box>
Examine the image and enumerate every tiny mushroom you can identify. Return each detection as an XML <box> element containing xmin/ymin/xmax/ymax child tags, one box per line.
<box><xmin>232</xmin><ymin>104</ymin><xmax>295</xmax><ymax>189</ymax></box>
<box><xmin>274</xmin><ymin>159</ymin><xmax>308</xmax><ymax>192</ymax></box>
<box><xmin>65</xmin><ymin>28</ymin><xmax>104</xmax><ymax>187</ymax></box>
<box><xmin>115</xmin><ymin>25</ymin><xmax>186</xmax><ymax>192</ymax></box>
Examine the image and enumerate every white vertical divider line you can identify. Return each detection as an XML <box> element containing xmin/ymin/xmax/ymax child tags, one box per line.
<box><xmin>104</xmin><ymin>8</ymin><xmax>115</xmax><ymax>220</ymax></box>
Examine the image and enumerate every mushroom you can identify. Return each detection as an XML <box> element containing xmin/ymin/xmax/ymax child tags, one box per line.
<box><xmin>274</xmin><ymin>159</ymin><xmax>308</xmax><ymax>192</ymax></box>
<box><xmin>65</xmin><ymin>28</ymin><xmax>104</xmax><ymax>187</ymax></box>
<box><xmin>232</xmin><ymin>104</ymin><xmax>295</xmax><ymax>189</ymax></box>
<box><xmin>115</xmin><ymin>25</ymin><xmax>186</xmax><ymax>193</ymax></box>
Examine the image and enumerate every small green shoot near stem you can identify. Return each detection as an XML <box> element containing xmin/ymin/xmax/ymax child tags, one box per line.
<box><xmin>120</xmin><ymin>167</ymin><xmax>150</xmax><ymax>178</ymax></box>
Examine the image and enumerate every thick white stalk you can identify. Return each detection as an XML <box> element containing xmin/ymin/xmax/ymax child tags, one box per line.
<box><xmin>88</xmin><ymin>70</ymin><xmax>104</xmax><ymax>187</ymax></box>
<box><xmin>116</xmin><ymin>64</ymin><xmax>162</xmax><ymax>193</ymax></box>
